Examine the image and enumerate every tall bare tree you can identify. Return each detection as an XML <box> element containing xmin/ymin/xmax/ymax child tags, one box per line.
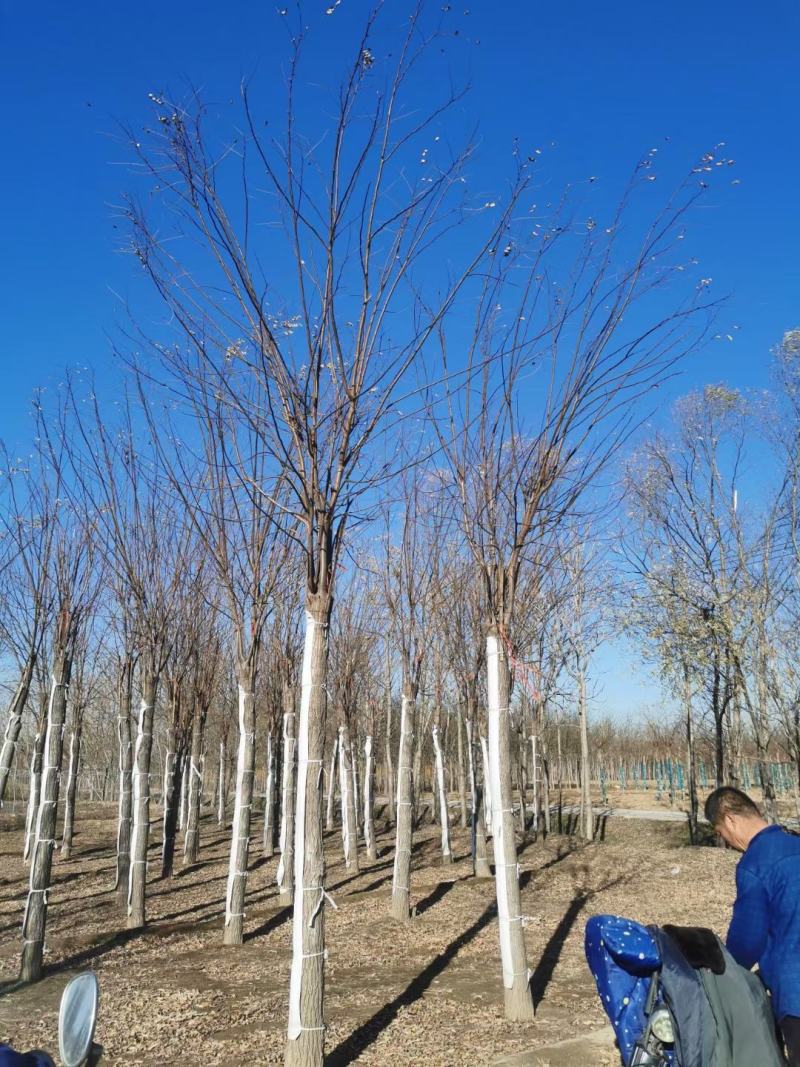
<box><xmin>0</xmin><ymin>440</ymin><xmax>56</xmax><ymax>805</ymax></box>
<box><xmin>120</xmin><ymin>6</ymin><xmax>513</xmax><ymax>1059</ymax></box>
<box><xmin>20</xmin><ymin>489</ymin><xmax>99</xmax><ymax>982</ymax></box>
<box><xmin>435</xmin><ymin>156</ymin><xmax>717</xmax><ymax>1018</ymax></box>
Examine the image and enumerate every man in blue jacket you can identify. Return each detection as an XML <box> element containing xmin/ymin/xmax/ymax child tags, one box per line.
<box><xmin>706</xmin><ymin>786</ymin><xmax>800</xmax><ymax>1065</ymax></box>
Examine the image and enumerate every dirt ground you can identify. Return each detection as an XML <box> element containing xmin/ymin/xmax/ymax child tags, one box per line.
<box><xmin>0</xmin><ymin>798</ymin><xmax>742</xmax><ymax>1066</ymax></box>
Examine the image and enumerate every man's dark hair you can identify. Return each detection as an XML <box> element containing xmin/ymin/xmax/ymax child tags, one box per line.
<box><xmin>705</xmin><ymin>786</ymin><xmax>762</xmax><ymax>826</ymax></box>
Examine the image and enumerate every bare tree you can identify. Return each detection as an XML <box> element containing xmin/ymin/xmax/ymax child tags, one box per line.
<box><xmin>0</xmin><ymin>440</ymin><xmax>56</xmax><ymax>805</ymax></box>
<box><xmin>435</xmin><ymin>156</ymin><xmax>716</xmax><ymax>1018</ymax></box>
<box><xmin>20</xmin><ymin>494</ymin><xmax>99</xmax><ymax>983</ymax></box>
<box><xmin>119</xmin><ymin>5</ymin><xmax>514</xmax><ymax>1059</ymax></box>
<box><xmin>381</xmin><ymin>475</ymin><xmax>442</xmax><ymax>920</ymax></box>
<box><xmin>61</xmin><ymin>625</ymin><xmax>107</xmax><ymax>859</ymax></box>
<box><xmin>62</xmin><ymin>386</ymin><xmax>189</xmax><ymax>927</ymax></box>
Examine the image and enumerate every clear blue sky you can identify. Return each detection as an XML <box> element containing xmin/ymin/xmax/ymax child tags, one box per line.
<box><xmin>0</xmin><ymin>1</ymin><xmax>798</xmax><ymax>718</ymax></box>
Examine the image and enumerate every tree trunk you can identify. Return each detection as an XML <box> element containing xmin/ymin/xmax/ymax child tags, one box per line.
<box><xmin>466</xmin><ymin>709</ymin><xmax>491</xmax><ymax>878</ymax></box>
<box><xmin>23</xmin><ymin>694</ymin><xmax>48</xmax><ymax>862</ymax></box>
<box><xmin>351</xmin><ymin>731</ymin><xmax>362</xmax><ymax>838</ymax></box>
<box><xmin>391</xmin><ymin>685</ymin><xmax>417</xmax><ymax>921</ymax></box>
<box><xmin>179</xmin><ymin>756</ymin><xmax>188</xmax><ymax>831</ymax></box>
<box><xmin>412</xmin><ymin>742</ymin><xmax>424</xmax><ymax>828</ymax></box>
<box><xmin>457</xmin><ymin>710</ymin><xmax>468</xmax><ymax>829</ymax></box>
<box><xmin>480</xmin><ymin>736</ymin><xmax>493</xmax><ymax>832</ymax></box>
<box><xmin>530</xmin><ymin>732</ymin><xmax>540</xmax><ymax>837</ymax></box>
<box><xmin>183</xmin><ymin>700</ymin><xmax>206</xmax><ymax>865</ymax></box>
<box><xmin>385</xmin><ymin>645</ymin><xmax>395</xmax><ymax>827</ymax></box>
<box><xmin>338</xmin><ymin>723</ymin><xmax>359</xmax><ymax>871</ymax></box>
<box><xmin>60</xmin><ymin>714</ymin><xmax>83</xmax><ymax>859</ymax></box>
<box><xmin>20</xmin><ymin>652</ymin><xmax>72</xmax><ymax>983</ymax></box>
<box><xmin>217</xmin><ymin>740</ymin><xmax>226</xmax><ymax>826</ymax></box>
<box><xmin>262</xmin><ymin>729</ymin><xmax>276</xmax><ymax>857</ymax></box>
<box><xmin>711</xmin><ymin>650</ymin><xmax>724</xmax><ymax>787</ymax></box>
<box><xmin>115</xmin><ymin>658</ymin><xmax>134</xmax><ymax>900</ymax></box>
<box><xmin>684</xmin><ymin>669</ymin><xmax>699</xmax><ymax>845</ymax></box>
<box><xmin>285</xmin><ymin>602</ymin><xmax>330</xmax><ymax>1067</ymax></box>
<box><xmin>224</xmin><ymin>675</ymin><xmax>257</xmax><ymax>945</ymax></box>
<box><xmin>128</xmin><ymin>672</ymin><xmax>158</xmax><ymax>929</ymax></box>
<box><xmin>432</xmin><ymin>724</ymin><xmax>452</xmax><ymax>864</ymax></box>
<box><xmin>578</xmin><ymin>657</ymin><xmax>594</xmax><ymax>843</ymax></box>
<box><xmin>755</xmin><ymin>634</ymin><xmax>777</xmax><ymax>822</ymax></box>
<box><xmin>486</xmin><ymin>631</ymin><xmax>535</xmax><ymax>1021</ymax></box>
<box><xmin>162</xmin><ymin>741</ymin><xmax>186</xmax><ymax>879</ymax></box>
<box><xmin>0</xmin><ymin>656</ymin><xmax>35</xmax><ymax>805</ymax></box>
<box><xmin>277</xmin><ymin>703</ymin><xmax>297</xmax><ymax>907</ymax></box>
<box><xmin>325</xmin><ymin>734</ymin><xmax>338</xmax><ymax>832</ymax></box>
<box><xmin>363</xmin><ymin>735</ymin><xmax>377</xmax><ymax>861</ymax></box>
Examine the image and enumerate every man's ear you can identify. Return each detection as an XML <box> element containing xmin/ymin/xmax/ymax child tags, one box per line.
<box><xmin>719</xmin><ymin>812</ymin><xmax>737</xmax><ymax>841</ymax></box>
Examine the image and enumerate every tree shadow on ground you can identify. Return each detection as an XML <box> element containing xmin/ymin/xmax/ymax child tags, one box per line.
<box><xmin>529</xmin><ymin>873</ymin><xmax>630</xmax><ymax>1010</ymax></box>
<box><xmin>325</xmin><ymin>892</ymin><xmax>499</xmax><ymax>1067</ymax></box>
<box><xmin>352</xmin><ymin>869</ymin><xmax>394</xmax><ymax>895</ymax></box>
<box><xmin>330</xmin><ymin>858</ymin><xmax>393</xmax><ymax>894</ymax></box>
<box><xmin>413</xmin><ymin>879</ymin><xmax>457</xmax><ymax>917</ymax></box>
<box><xmin>243</xmin><ymin>904</ymin><xmax>292</xmax><ymax>943</ymax></box>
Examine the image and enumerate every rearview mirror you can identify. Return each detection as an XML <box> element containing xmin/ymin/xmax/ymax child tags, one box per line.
<box><xmin>58</xmin><ymin>972</ymin><xmax>99</xmax><ymax>1067</ymax></box>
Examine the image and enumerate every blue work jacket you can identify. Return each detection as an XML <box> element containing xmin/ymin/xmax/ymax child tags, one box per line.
<box><xmin>727</xmin><ymin>823</ymin><xmax>800</xmax><ymax>1020</ymax></box>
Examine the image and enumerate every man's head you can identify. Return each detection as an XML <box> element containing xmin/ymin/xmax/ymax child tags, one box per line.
<box><xmin>704</xmin><ymin>786</ymin><xmax>768</xmax><ymax>851</ymax></box>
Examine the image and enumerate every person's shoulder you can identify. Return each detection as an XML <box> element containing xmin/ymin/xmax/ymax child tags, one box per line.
<box><xmin>746</xmin><ymin>825</ymin><xmax>800</xmax><ymax>865</ymax></box>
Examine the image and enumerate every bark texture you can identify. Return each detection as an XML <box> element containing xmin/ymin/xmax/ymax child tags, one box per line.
<box><xmin>128</xmin><ymin>672</ymin><xmax>158</xmax><ymax>929</ymax></box>
<box><xmin>432</xmin><ymin>724</ymin><xmax>452</xmax><ymax>864</ymax></box>
<box><xmin>0</xmin><ymin>658</ymin><xmax>35</xmax><ymax>805</ymax></box>
<box><xmin>224</xmin><ymin>680</ymin><xmax>256</xmax><ymax>945</ymax></box>
<box><xmin>486</xmin><ymin>632</ymin><xmax>535</xmax><ymax>1021</ymax></box>
<box><xmin>285</xmin><ymin>606</ymin><xmax>329</xmax><ymax>1067</ymax></box>
<box><xmin>277</xmin><ymin>705</ymin><xmax>297</xmax><ymax>906</ymax></box>
<box><xmin>262</xmin><ymin>729</ymin><xmax>276</xmax><ymax>858</ymax></box>
<box><xmin>391</xmin><ymin>689</ymin><xmax>416</xmax><ymax>921</ymax></box>
<box><xmin>363</xmin><ymin>735</ymin><xmax>377</xmax><ymax>861</ymax></box>
<box><xmin>115</xmin><ymin>659</ymin><xmax>134</xmax><ymax>900</ymax></box>
<box><xmin>20</xmin><ymin>656</ymin><xmax>71</xmax><ymax>983</ymax></box>
<box><xmin>60</xmin><ymin>715</ymin><xmax>83</xmax><ymax>859</ymax></box>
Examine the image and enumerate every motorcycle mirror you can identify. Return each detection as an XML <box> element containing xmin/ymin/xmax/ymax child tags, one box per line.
<box><xmin>58</xmin><ymin>972</ymin><xmax>99</xmax><ymax>1067</ymax></box>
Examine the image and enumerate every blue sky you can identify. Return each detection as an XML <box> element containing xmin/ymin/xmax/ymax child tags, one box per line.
<box><xmin>0</xmin><ymin>1</ymin><xmax>798</xmax><ymax>718</ymax></box>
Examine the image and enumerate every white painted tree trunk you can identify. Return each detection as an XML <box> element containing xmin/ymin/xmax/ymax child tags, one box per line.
<box><xmin>21</xmin><ymin>661</ymin><xmax>69</xmax><ymax>982</ymax></box>
<box><xmin>457</xmin><ymin>711</ymin><xmax>468</xmax><ymax>829</ymax></box>
<box><xmin>217</xmin><ymin>740</ymin><xmax>226</xmax><ymax>826</ymax></box>
<box><xmin>530</xmin><ymin>734</ymin><xmax>539</xmax><ymax>836</ymax></box>
<box><xmin>480</xmin><ymin>735</ymin><xmax>493</xmax><ymax>833</ymax></box>
<box><xmin>162</xmin><ymin>749</ymin><xmax>171</xmax><ymax>812</ymax></box>
<box><xmin>60</xmin><ymin>724</ymin><xmax>81</xmax><ymax>859</ymax></box>
<box><xmin>23</xmin><ymin>719</ymin><xmax>46</xmax><ymax>863</ymax></box>
<box><xmin>486</xmin><ymin>632</ymin><xmax>535</xmax><ymax>1021</ymax></box>
<box><xmin>128</xmin><ymin>675</ymin><xmax>157</xmax><ymax>929</ymax></box>
<box><xmin>115</xmin><ymin>661</ymin><xmax>134</xmax><ymax>899</ymax></box>
<box><xmin>263</xmin><ymin>730</ymin><xmax>276</xmax><ymax>857</ymax></box>
<box><xmin>183</xmin><ymin>703</ymin><xmax>205</xmax><ymax>866</ymax></box>
<box><xmin>351</xmin><ymin>734</ymin><xmax>361</xmax><ymax>839</ymax></box>
<box><xmin>338</xmin><ymin>724</ymin><xmax>359</xmax><ymax>870</ymax></box>
<box><xmin>325</xmin><ymin>735</ymin><xmax>338</xmax><ymax>831</ymax></box>
<box><xmin>179</xmin><ymin>759</ymin><xmax>188</xmax><ymax>830</ymax></box>
<box><xmin>224</xmin><ymin>682</ymin><xmax>257</xmax><ymax>944</ymax></box>
<box><xmin>432</xmin><ymin>725</ymin><xmax>452</xmax><ymax>864</ymax></box>
<box><xmin>578</xmin><ymin>663</ymin><xmax>593</xmax><ymax>842</ymax></box>
<box><xmin>385</xmin><ymin>647</ymin><xmax>395</xmax><ymax>826</ymax></box>
<box><xmin>285</xmin><ymin>607</ymin><xmax>329</xmax><ymax>1067</ymax></box>
<box><xmin>0</xmin><ymin>659</ymin><xmax>35</xmax><ymax>806</ymax></box>
<box><xmin>277</xmin><ymin>709</ymin><xmax>296</xmax><ymax>905</ymax></box>
<box><xmin>466</xmin><ymin>714</ymin><xmax>492</xmax><ymax>879</ymax></box>
<box><xmin>391</xmin><ymin>691</ymin><xmax>415</xmax><ymax>921</ymax></box>
<box><xmin>363</xmin><ymin>735</ymin><xmax>377</xmax><ymax>861</ymax></box>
